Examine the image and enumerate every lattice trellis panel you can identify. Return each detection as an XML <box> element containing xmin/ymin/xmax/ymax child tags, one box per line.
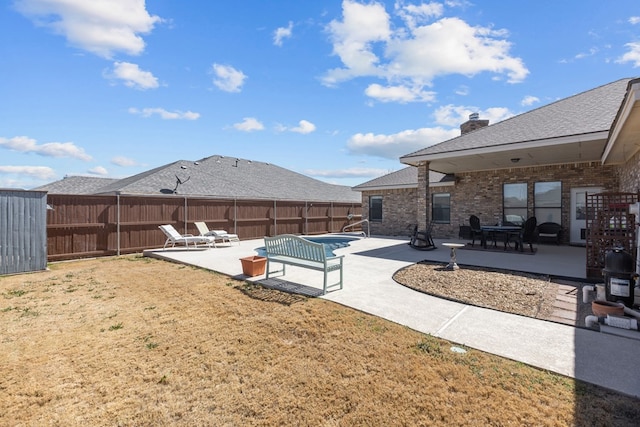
<box><xmin>586</xmin><ymin>192</ymin><xmax>639</xmax><ymax>279</ymax></box>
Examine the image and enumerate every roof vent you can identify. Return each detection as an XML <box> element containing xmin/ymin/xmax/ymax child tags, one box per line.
<box><xmin>469</xmin><ymin>112</ymin><xmax>479</xmax><ymax>121</ymax></box>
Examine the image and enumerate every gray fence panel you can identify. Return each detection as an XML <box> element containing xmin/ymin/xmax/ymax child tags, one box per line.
<box><xmin>0</xmin><ymin>190</ymin><xmax>48</xmax><ymax>275</ymax></box>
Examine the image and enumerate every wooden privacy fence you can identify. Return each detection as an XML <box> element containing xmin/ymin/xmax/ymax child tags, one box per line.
<box><xmin>46</xmin><ymin>194</ymin><xmax>362</xmax><ymax>261</ymax></box>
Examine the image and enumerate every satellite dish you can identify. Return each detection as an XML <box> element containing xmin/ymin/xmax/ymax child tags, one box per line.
<box><xmin>172</xmin><ymin>174</ymin><xmax>190</xmax><ymax>193</ymax></box>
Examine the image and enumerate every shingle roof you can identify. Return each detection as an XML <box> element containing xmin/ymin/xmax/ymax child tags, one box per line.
<box><xmin>37</xmin><ymin>155</ymin><xmax>360</xmax><ymax>203</ymax></box>
<box><xmin>352</xmin><ymin>167</ymin><xmax>452</xmax><ymax>191</ymax></box>
<box><xmin>32</xmin><ymin>176</ymin><xmax>119</xmax><ymax>194</ymax></box>
<box><xmin>401</xmin><ymin>78</ymin><xmax>633</xmax><ymax>160</ymax></box>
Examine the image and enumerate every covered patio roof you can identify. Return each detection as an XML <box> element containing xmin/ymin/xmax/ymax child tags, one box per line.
<box><xmin>400</xmin><ymin>78</ymin><xmax>639</xmax><ymax>174</ymax></box>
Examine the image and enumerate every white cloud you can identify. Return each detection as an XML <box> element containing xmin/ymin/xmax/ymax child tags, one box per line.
<box><xmin>365</xmin><ymin>83</ymin><xmax>436</xmax><ymax>103</ymax></box>
<box><xmin>629</xmin><ymin>16</ymin><xmax>640</xmax><ymax>25</ymax></box>
<box><xmin>111</xmin><ymin>156</ymin><xmax>138</xmax><ymax>167</ymax></box>
<box><xmin>211</xmin><ymin>64</ymin><xmax>247</xmax><ymax>92</ymax></box>
<box><xmin>109</xmin><ymin>62</ymin><xmax>159</xmax><ymax>89</ymax></box>
<box><xmin>0</xmin><ymin>136</ymin><xmax>92</xmax><ymax>161</ymax></box>
<box><xmin>304</xmin><ymin>167</ymin><xmax>390</xmax><ymax>178</ymax></box>
<box><xmin>455</xmin><ymin>85</ymin><xmax>469</xmax><ymax>96</ymax></box>
<box><xmin>88</xmin><ymin>166</ymin><xmax>108</xmax><ymax>175</ymax></box>
<box><xmin>128</xmin><ymin>107</ymin><xmax>200</xmax><ymax>120</ymax></box>
<box><xmin>290</xmin><ymin>120</ymin><xmax>316</xmax><ymax>134</ymax></box>
<box><xmin>233</xmin><ymin>117</ymin><xmax>264</xmax><ymax>132</ymax></box>
<box><xmin>433</xmin><ymin>104</ymin><xmax>514</xmax><ymax>127</ymax></box>
<box><xmin>323</xmin><ymin>0</ymin><xmax>391</xmax><ymax>87</ymax></box>
<box><xmin>396</xmin><ymin>1</ymin><xmax>444</xmax><ymax>29</ymax></box>
<box><xmin>14</xmin><ymin>0</ymin><xmax>162</xmax><ymax>59</ymax></box>
<box><xmin>575</xmin><ymin>47</ymin><xmax>598</xmax><ymax>59</ymax></box>
<box><xmin>521</xmin><ymin>95</ymin><xmax>540</xmax><ymax>106</ymax></box>
<box><xmin>0</xmin><ymin>165</ymin><xmax>56</xmax><ymax>180</ymax></box>
<box><xmin>347</xmin><ymin>127</ymin><xmax>460</xmax><ymax>160</ymax></box>
<box><xmin>274</xmin><ymin>21</ymin><xmax>293</xmax><ymax>46</ymax></box>
<box><xmin>323</xmin><ymin>1</ymin><xmax>528</xmax><ymax>98</ymax></box>
<box><xmin>617</xmin><ymin>42</ymin><xmax>640</xmax><ymax>67</ymax></box>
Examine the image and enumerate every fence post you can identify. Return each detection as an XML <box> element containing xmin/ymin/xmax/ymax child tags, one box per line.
<box><xmin>331</xmin><ymin>201</ymin><xmax>334</xmax><ymax>233</ymax></box>
<box><xmin>116</xmin><ymin>193</ymin><xmax>121</xmax><ymax>256</ymax></box>
<box><xmin>273</xmin><ymin>200</ymin><xmax>277</xmax><ymax>236</ymax></box>
<box><xmin>182</xmin><ymin>196</ymin><xmax>187</xmax><ymax>234</ymax></box>
<box><xmin>233</xmin><ymin>198</ymin><xmax>237</xmax><ymax>234</ymax></box>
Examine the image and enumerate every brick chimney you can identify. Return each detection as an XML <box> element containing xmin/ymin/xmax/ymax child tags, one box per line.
<box><xmin>460</xmin><ymin>113</ymin><xmax>489</xmax><ymax>135</ymax></box>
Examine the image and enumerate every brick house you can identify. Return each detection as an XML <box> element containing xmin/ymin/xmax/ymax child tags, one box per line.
<box><xmin>354</xmin><ymin>77</ymin><xmax>640</xmax><ymax>245</ymax></box>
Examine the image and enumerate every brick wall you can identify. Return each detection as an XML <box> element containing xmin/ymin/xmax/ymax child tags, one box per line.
<box><xmin>441</xmin><ymin>162</ymin><xmax>619</xmax><ymax>241</ymax></box>
<box><xmin>359</xmin><ymin>161</ymin><xmax>621</xmax><ymax>241</ymax></box>
<box><xmin>360</xmin><ymin>188</ymin><xmax>418</xmax><ymax>237</ymax></box>
<box><xmin>416</xmin><ymin>162</ymin><xmax>429</xmax><ymax>231</ymax></box>
<box><xmin>617</xmin><ymin>149</ymin><xmax>640</xmax><ymax>193</ymax></box>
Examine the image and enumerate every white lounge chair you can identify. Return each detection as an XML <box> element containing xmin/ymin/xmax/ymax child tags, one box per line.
<box><xmin>159</xmin><ymin>224</ymin><xmax>214</xmax><ymax>250</ymax></box>
<box><xmin>194</xmin><ymin>222</ymin><xmax>240</xmax><ymax>245</ymax></box>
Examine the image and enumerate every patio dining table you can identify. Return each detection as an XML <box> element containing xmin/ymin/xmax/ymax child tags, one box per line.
<box><xmin>480</xmin><ymin>225</ymin><xmax>522</xmax><ymax>250</ymax></box>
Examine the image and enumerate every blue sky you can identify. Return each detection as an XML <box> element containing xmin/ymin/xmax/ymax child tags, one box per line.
<box><xmin>1</xmin><ymin>0</ymin><xmax>639</xmax><ymax>189</ymax></box>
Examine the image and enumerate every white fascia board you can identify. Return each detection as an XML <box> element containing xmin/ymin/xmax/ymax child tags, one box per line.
<box><xmin>602</xmin><ymin>82</ymin><xmax>640</xmax><ymax>164</ymax></box>
<box><xmin>353</xmin><ymin>182</ymin><xmax>454</xmax><ymax>192</ymax></box>
<box><xmin>353</xmin><ymin>184</ymin><xmax>416</xmax><ymax>192</ymax></box>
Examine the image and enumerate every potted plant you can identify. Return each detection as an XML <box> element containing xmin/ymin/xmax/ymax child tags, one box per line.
<box><xmin>240</xmin><ymin>255</ymin><xmax>267</xmax><ymax>277</ymax></box>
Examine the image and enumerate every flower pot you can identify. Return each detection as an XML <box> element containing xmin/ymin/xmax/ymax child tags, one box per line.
<box><xmin>240</xmin><ymin>256</ymin><xmax>267</xmax><ymax>277</ymax></box>
<box><xmin>591</xmin><ymin>300</ymin><xmax>625</xmax><ymax>317</ymax></box>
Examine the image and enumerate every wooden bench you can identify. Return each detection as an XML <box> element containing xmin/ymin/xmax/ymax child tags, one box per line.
<box><xmin>263</xmin><ymin>234</ymin><xmax>344</xmax><ymax>295</ymax></box>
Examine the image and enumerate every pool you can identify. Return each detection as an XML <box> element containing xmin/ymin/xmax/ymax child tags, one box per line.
<box><xmin>255</xmin><ymin>235</ymin><xmax>360</xmax><ymax>257</ymax></box>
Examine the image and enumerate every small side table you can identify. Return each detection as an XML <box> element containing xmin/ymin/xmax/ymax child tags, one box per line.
<box><xmin>442</xmin><ymin>243</ymin><xmax>465</xmax><ymax>270</ymax></box>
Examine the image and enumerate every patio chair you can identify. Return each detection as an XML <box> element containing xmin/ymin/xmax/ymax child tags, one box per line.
<box><xmin>159</xmin><ymin>224</ymin><xmax>213</xmax><ymax>250</ymax></box>
<box><xmin>409</xmin><ymin>222</ymin><xmax>436</xmax><ymax>251</ymax></box>
<box><xmin>514</xmin><ymin>217</ymin><xmax>537</xmax><ymax>253</ymax></box>
<box><xmin>194</xmin><ymin>221</ymin><xmax>240</xmax><ymax>245</ymax></box>
<box><xmin>469</xmin><ymin>215</ymin><xmax>485</xmax><ymax>247</ymax></box>
<box><xmin>537</xmin><ymin>222</ymin><xmax>562</xmax><ymax>245</ymax></box>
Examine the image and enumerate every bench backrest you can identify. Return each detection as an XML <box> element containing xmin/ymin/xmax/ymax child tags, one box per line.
<box><xmin>537</xmin><ymin>222</ymin><xmax>561</xmax><ymax>234</ymax></box>
<box><xmin>264</xmin><ymin>234</ymin><xmax>326</xmax><ymax>262</ymax></box>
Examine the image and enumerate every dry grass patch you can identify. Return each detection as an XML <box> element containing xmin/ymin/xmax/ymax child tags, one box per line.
<box><xmin>1</xmin><ymin>255</ymin><xmax>638</xmax><ymax>426</ymax></box>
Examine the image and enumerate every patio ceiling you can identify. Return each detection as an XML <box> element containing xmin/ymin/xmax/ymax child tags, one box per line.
<box><xmin>402</xmin><ymin>132</ymin><xmax>609</xmax><ymax>174</ymax></box>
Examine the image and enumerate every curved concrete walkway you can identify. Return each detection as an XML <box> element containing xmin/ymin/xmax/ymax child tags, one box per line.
<box><xmin>144</xmin><ymin>236</ymin><xmax>640</xmax><ymax>398</ymax></box>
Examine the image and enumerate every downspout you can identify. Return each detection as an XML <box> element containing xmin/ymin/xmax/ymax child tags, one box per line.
<box><xmin>273</xmin><ymin>199</ymin><xmax>277</xmax><ymax>236</ymax></box>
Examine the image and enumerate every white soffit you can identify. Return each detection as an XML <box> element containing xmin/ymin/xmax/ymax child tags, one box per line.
<box><xmin>602</xmin><ymin>82</ymin><xmax>640</xmax><ymax>165</ymax></box>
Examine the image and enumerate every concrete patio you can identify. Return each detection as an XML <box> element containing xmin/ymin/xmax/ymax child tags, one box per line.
<box><xmin>144</xmin><ymin>235</ymin><xmax>640</xmax><ymax>399</ymax></box>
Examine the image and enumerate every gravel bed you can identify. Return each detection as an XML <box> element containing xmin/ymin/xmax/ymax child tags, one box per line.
<box><xmin>393</xmin><ymin>261</ymin><xmax>566</xmax><ymax>320</ymax></box>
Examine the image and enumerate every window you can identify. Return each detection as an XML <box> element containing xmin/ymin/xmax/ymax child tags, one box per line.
<box><xmin>503</xmin><ymin>183</ymin><xmax>527</xmax><ymax>225</ymax></box>
<box><xmin>369</xmin><ymin>195</ymin><xmax>382</xmax><ymax>222</ymax></box>
<box><xmin>535</xmin><ymin>181</ymin><xmax>562</xmax><ymax>224</ymax></box>
<box><xmin>432</xmin><ymin>193</ymin><xmax>450</xmax><ymax>223</ymax></box>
